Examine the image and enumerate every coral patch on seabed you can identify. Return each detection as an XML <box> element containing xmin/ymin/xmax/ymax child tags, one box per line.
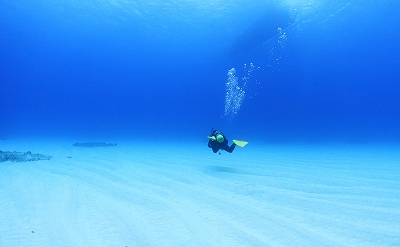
<box><xmin>0</xmin><ymin>151</ymin><xmax>52</xmax><ymax>162</ymax></box>
<box><xmin>73</xmin><ymin>142</ymin><xmax>117</xmax><ymax>147</ymax></box>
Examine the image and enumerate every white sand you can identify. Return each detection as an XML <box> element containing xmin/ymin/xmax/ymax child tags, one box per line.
<box><xmin>0</xmin><ymin>140</ymin><xmax>399</xmax><ymax>246</ymax></box>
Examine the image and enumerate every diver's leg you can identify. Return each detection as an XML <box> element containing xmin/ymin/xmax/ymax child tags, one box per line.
<box><xmin>224</xmin><ymin>143</ymin><xmax>236</xmax><ymax>153</ymax></box>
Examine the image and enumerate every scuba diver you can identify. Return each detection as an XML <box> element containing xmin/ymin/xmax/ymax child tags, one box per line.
<box><xmin>207</xmin><ymin>128</ymin><xmax>248</xmax><ymax>154</ymax></box>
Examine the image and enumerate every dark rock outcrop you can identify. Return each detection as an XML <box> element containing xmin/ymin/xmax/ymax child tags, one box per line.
<box><xmin>0</xmin><ymin>151</ymin><xmax>53</xmax><ymax>162</ymax></box>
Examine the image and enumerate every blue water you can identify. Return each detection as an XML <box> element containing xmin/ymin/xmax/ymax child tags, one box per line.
<box><xmin>1</xmin><ymin>0</ymin><xmax>400</xmax><ymax>143</ymax></box>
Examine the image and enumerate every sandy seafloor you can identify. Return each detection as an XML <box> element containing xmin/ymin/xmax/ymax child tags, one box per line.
<box><xmin>0</xmin><ymin>139</ymin><xmax>399</xmax><ymax>247</ymax></box>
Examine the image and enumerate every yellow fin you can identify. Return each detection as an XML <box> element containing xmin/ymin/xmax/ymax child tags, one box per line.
<box><xmin>207</xmin><ymin>136</ymin><xmax>216</xmax><ymax>141</ymax></box>
<box><xmin>233</xmin><ymin>140</ymin><xmax>248</xmax><ymax>147</ymax></box>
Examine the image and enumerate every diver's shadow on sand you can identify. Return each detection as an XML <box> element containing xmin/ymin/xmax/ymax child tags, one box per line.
<box><xmin>208</xmin><ymin>165</ymin><xmax>239</xmax><ymax>174</ymax></box>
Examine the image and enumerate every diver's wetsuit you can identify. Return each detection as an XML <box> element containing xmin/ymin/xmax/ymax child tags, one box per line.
<box><xmin>208</xmin><ymin>130</ymin><xmax>236</xmax><ymax>153</ymax></box>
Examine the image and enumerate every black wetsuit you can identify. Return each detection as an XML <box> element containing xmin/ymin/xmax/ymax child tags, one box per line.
<box><xmin>208</xmin><ymin>130</ymin><xmax>236</xmax><ymax>153</ymax></box>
